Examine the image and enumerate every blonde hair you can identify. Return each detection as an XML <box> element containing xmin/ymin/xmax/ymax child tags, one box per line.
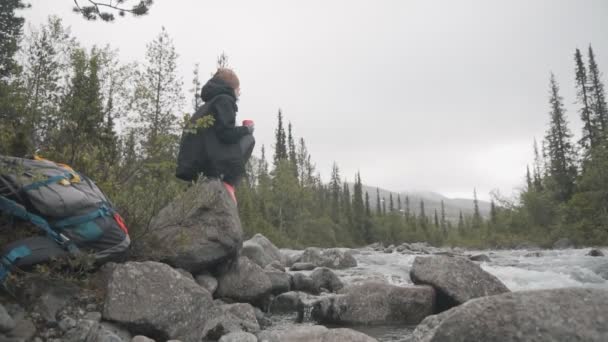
<box><xmin>214</xmin><ymin>68</ymin><xmax>240</xmax><ymax>90</ymax></box>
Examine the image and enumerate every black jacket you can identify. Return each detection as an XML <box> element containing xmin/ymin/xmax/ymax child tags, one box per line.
<box><xmin>175</xmin><ymin>76</ymin><xmax>254</xmax><ymax>182</ymax></box>
<box><xmin>200</xmin><ymin>77</ymin><xmax>249</xmax><ymax>144</ymax></box>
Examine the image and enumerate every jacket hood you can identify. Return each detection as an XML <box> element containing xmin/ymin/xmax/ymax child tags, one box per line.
<box><xmin>200</xmin><ymin>76</ymin><xmax>236</xmax><ymax>102</ymax></box>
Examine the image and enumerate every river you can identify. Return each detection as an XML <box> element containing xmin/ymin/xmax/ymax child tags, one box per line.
<box><xmin>270</xmin><ymin>247</ymin><xmax>608</xmax><ymax>341</ymax></box>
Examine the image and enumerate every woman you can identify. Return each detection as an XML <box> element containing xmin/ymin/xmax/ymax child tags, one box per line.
<box><xmin>176</xmin><ymin>68</ymin><xmax>255</xmax><ymax>203</ymax></box>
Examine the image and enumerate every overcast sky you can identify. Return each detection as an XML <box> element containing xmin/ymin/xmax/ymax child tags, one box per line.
<box><xmin>22</xmin><ymin>0</ymin><xmax>608</xmax><ymax>200</ymax></box>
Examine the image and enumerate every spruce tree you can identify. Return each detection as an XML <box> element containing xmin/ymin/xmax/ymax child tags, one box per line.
<box><xmin>132</xmin><ymin>27</ymin><xmax>183</xmax><ymax>158</ymax></box>
<box><xmin>588</xmin><ymin>46</ymin><xmax>608</xmax><ymax>136</ymax></box>
<box><xmin>458</xmin><ymin>211</ymin><xmax>465</xmax><ymax>233</ymax></box>
<box><xmin>575</xmin><ymin>48</ymin><xmax>595</xmax><ymax>151</ymax></box>
<box><xmin>472</xmin><ymin>188</ymin><xmax>482</xmax><ymax>229</ymax></box>
<box><xmin>376</xmin><ymin>188</ymin><xmax>382</xmax><ymax>215</ymax></box>
<box><xmin>382</xmin><ymin>197</ymin><xmax>387</xmax><ymax>216</ymax></box>
<box><xmin>419</xmin><ymin>200</ymin><xmax>427</xmax><ymax>230</ymax></box>
<box><xmin>434</xmin><ymin>209</ymin><xmax>439</xmax><ymax>228</ymax></box>
<box><xmin>273</xmin><ymin>110</ymin><xmax>288</xmax><ymax>166</ymax></box>
<box><xmin>365</xmin><ymin>191</ymin><xmax>371</xmax><ymax>217</ymax></box>
<box><xmin>533</xmin><ymin>139</ymin><xmax>544</xmax><ymax>191</ymax></box>
<box><xmin>545</xmin><ymin>73</ymin><xmax>577</xmax><ymax>202</ymax></box>
<box><xmin>329</xmin><ymin>162</ymin><xmax>341</xmax><ymax>223</ymax></box>
<box><xmin>190</xmin><ymin>63</ymin><xmax>202</xmax><ymax>111</ymax></box>
<box><xmin>352</xmin><ymin>172</ymin><xmax>366</xmax><ymax>241</ymax></box>
<box><xmin>440</xmin><ymin>200</ymin><xmax>447</xmax><ymax>236</ymax></box>
<box><xmin>405</xmin><ymin>196</ymin><xmax>411</xmax><ymax>221</ymax></box>
<box><xmin>526</xmin><ymin>165</ymin><xmax>533</xmax><ymax>190</ymax></box>
<box><xmin>490</xmin><ymin>200</ymin><xmax>498</xmax><ymax>225</ymax></box>
<box><xmin>389</xmin><ymin>193</ymin><xmax>394</xmax><ymax>213</ymax></box>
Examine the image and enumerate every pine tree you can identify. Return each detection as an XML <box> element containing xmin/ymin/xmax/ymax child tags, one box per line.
<box><xmin>588</xmin><ymin>46</ymin><xmax>608</xmax><ymax>136</ymax></box>
<box><xmin>457</xmin><ymin>211</ymin><xmax>465</xmax><ymax>233</ymax></box>
<box><xmin>376</xmin><ymin>188</ymin><xmax>382</xmax><ymax>215</ymax></box>
<box><xmin>273</xmin><ymin>109</ymin><xmax>288</xmax><ymax>166</ymax></box>
<box><xmin>365</xmin><ymin>191</ymin><xmax>371</xmax><ymax>217</ymax></box>
<box><xmin>132</xmin><ymin>27</ymin><xmax>183</xmax><ymax>158</ymax></box>
<box><xmin>0</xmin><ymin>0</ymin><xmax>26</xmax><ymax>80</ymax></box>
<box><xmin>440</xmin><ymin>200</ymin><xmax>447</xmax><ymax>236</ymax></box>
<box><xmin>287</xmin><ymin>122</ymin><xmax>298</xmax><ymax>178</ymax></box>
<box><xmin>575</xmin><ymin>48</ymin><xmax>596</xmax><ymax>151</ymax></box>
<box><xmin>419</xmin><ymin>200</ymin><xmax>427</xmax><ymax>230</ymax></box>
<box><xmin>533</xmin><ymin>139</ymin><xmax>544</xmax><ymax>191</ymax></box>
<box><xmin>545</xmin><ymin>73</ymin><xmax>577</xmax><ymax>202</ymax></box>
<box><xmin>329</xmin><ymin>162</ymin><xmax>341</xmax><ymax>223</ymax></box>
<box><xmin>490</xmin><ymin>200</ymin><xmax>498</xmax><ymax>225</ymax></box>
<box><xmin>352</xmin><ymin>172</ymin><xmax>366</xmax><ymax>242</ymax></box>
<box><xmin>526</xmin><ymin>165</ymin><xmax>533</xmax><ymax>191</ymax></box>
<box><xmin>472</xmin><ymin>188</ymin><xmax>482</xmax><ymax>229</ymax></box>
<box><xmin>382</xmin><ymin>197</ymin><xmax>387</xmax><ymax>216</ymax></box>
<box><xmin>190</xmin><ymin>63</ymin><xmax>202</xmax><ymax>111</ymax></box>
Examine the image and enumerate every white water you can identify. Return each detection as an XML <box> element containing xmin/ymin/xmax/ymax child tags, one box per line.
<box><xmin>277</xmin><ymin>247</ymin><xmax>608</xmax><ymax>341</ymax></box>
<box><xmin>346</xmin><ymin>247</ymin><xmax>608</xmax><ymax>291</ymax></box>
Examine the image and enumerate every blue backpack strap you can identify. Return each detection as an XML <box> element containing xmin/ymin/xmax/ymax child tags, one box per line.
<box><xmin>22</xmin><ymin>172</ymin><xmax>73</xmax><ymax>191</ymax></box>
<box><xmin>0</xmin><ymin>245</ymin><xmax>32</xmax><ymax>283</ymax></box>
<box><xmin>0</xmin><ymin>196</ymin><xmax>80</xmax><ymax>251</ymax></box>
<box><xmin>53</xmin><ymin>205</ymin><xmax>112</xmax><ymax>229</ymax></box>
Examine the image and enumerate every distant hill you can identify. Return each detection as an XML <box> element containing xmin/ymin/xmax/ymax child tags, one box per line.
<box><xmin>357</xmin><ymin>185</ymin><xmax>491</xmax><ymax>222</ymax></box>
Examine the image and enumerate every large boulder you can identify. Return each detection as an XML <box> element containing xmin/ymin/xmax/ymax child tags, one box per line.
<box><xmin>265</xmin><ymin>270</ymin><xmax>291</xmax><ymax>295</ymax></box>
<box><xmin>202</xmin><ymin>303</ymin><xmax>260</xmax><ymax>340</ymax></box>
<box><xmin>137</xmin><ymin>179</ymin><xmax>243</xmax><ymax>274</ymax></box>
<box><xmin>291</xmin><ymin>273</ymin><xmax>317</xmax><ymax>294</ymax></box>
<box><xmin>410</xmin><ymin>256</ymin><xmax>509</xmax><ymax>311</ymax></box>
<box><xmin>220</xmin><ymin>332</ymin><xmax>258</xmax><ymax>342</ymax></box>
<box><xmin>299</xmin><ymin>247</ymin><xmax>357</xmax><ymax>269</ymax></box>
<box><xmin>241</xmin><ymin>234</ymin><xmax>284</xmax><ymax>268</ymax></box>
<box><xmin>257</xmin><ymin>325</ymin><xmax>377</xmax><ymax>342</ymax></box>
<box><xmin>409</xmin><ymin>288</ymin><xmax>608</xmax><ymax>342</ymax></box>
<box><xmin>310</xmin><ymin>267</ymin><xmax>344</xmax><ymax>293</ymax></box>
<box><xmin>310</xmin><ymin>281</ymin><xmax>435</xmax><ymax>325</ymax></box>
<box><xmin>216</xmin><ymin>257</ymin><xmax>272</xmax><ymax>304</ymax></box>
<box><xmin>0</xmin><ymin>304</ymin><xmax>15</xmax><ymax>333</ymax></box>
<box><xmin>270</xmin><ymin>291</ymin><xmax>315</xmax><ymax>314</ymax></box>
<box><xmin>102</xmin><ymin>261</ymin><xmax>214</xmax><ymax>341</ymax></box>
<box><xmin>587</xmin><ymin>249</ymin><xmax>605</xmax><ymax>257</ymax></box>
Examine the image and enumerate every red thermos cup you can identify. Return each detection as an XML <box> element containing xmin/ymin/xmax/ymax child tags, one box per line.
<box><xmin>242</xmin><ymin>119</ymin><xmax>254</xmax><ymax>126</ymax></box>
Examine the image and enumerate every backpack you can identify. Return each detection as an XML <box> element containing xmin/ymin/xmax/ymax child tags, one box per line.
<box><xmin>0</xmin><ymin>155</ymin><xmax>130</xmax><ymax>282</ymax></box>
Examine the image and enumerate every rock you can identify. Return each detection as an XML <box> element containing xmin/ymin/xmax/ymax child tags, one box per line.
<box><xmin>290</xmin><ymin>262</ymin><xmax>316</xmax><ymax>271</ymax></box>
<box><xmin>322</xmin><ymin>328</ymin><xmax>378</xmax><ymax>342</ymax></box>
<box><xmin>270</xmin><ymin>291</ymin><xmax>313</xmax><ymax>314</ymax></box>
<box><xmin>16</xmin><ymin>276</ymin><xmax>79</xmax><ymax>323</ymax></box>
<box><xmin>524</xmin><ymin>251</ymin><xmax>543</xmax><ymax>257</ymax></box>
<box><xmin>409</xmin><ymin>288</ymin><xmax>608</xmax><ymax>342</ymax></box>
<box><xmin>202</xmin><ymin>303</ymin><xmax>260</xmax><ymax>340</ymax></box>
<box><xmin>291</xmin><ymin>273</ymin><xmax>317</xmax><ymax>294</ymax></box>
<box><xmin>265</xmin><ymin>261</ymin><xmax>285</xmax><ymax>272</ymax></box>
<box><xmin>85</xmin><ymin>322</ymin><xmax>132</xmax><ymax>342</ymax></box>
<box><xmin>102</xmin><ymin>261</ymin><xmax>214</xmax><ymax>341</ymax></box>
<box><xmin>61</xmin><ymin>319</ymin><xmax>98</xmax><ymax>342</ymax></box>
<box><xmin>283</xmin><ymin>251</ymin><xmax>302</xmax><ymax>268</ymax></box>
<box><xmin>265</xmin><ymin>270</ymin><xmax>291</xmax><ymax>295</ymax></box>
<box><xmin>195</xmin><ymin>272</ymin><xmax>218</xmax><ymax>295</ymax></box>
<box><xmin>311</xmin><ymin>281</ymin><xmax>435</xmax><ymax>325</ymax></box>
<box><xmin>83</xmin><ymin>312</ymin><xmax>102</xmax><ymax>322</ymax></box>
<box><xmin>410</xmin><ymin>256</ymin><xmax>509</xmax><ymax>311</ymax></box>
<box><xmin>0</xmin><ymin>304</ymin><xmax>15</xmax><ymax>333</ymax></box>
<box><xmin>299</xmin><ymin>247</ymin><xmax>357</xmax><ymax>269</ymax></box>
<box><xmin>131</xmin><ymin>336</ymin><xmax>155</xmax><ymax>342</ymax></box>
<box><xmin>58</xmin><ymin>316</ymin><xmax>77</xmax><ymax>332</ymax></box>
<box><xmin>137</xmin><ymin>179</ymin><xmax>243</xmax><ymax>274</ymax></box>
<box><xmin>219</xmin><ymin>332</ymin><xmax>258</xmax><ymax>342</ymax></box>
<box><xmin>587</xmin><ymin>249</ymin><xmax>605</xmax><ymax>257</ymax></box>
<box><xmin>257</xmin><ymin>325</ymin><xmax>377</xmax><ymax>342</ymax></box>
<box><xmin>553</xmin><ymin>238</ymin><xmax>574</xmax><ymax>249</ymax></box>
<box><xmin>469</xmin><ymin>254</ymin><xmax>491</xmax><ymax>262</ymax></box>
<box><xmin>383</xmin><ymin>247</ymin><xmax>394</xmax><ymax>253</ymax></box>
<box><xmin>216</xmin><ymin>257</ymin><xmax>272</xmax><ymax>304</ymax></box>
<box><xmin>241</xmin><ymin>234</ymin><xmax>284</xmax><ymax>268</ymax></box>
<box><xmin>5</xmin><ymin>318</ymin><xmax>36</xmax><ymax>341</ymax></box>
<box><xmin>253</xmin><ymin>307</ymin><xmax>272</xmax><ymax>329</ymax></box>
<box><xmin>310</xmin><ymin>267</ymin><xmax>344</xmax><ymax>293</ymax></box>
